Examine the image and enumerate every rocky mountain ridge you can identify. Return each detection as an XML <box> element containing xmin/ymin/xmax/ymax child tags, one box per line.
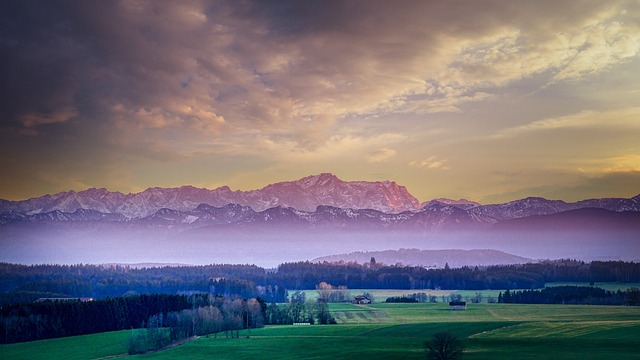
<box><xmin>0</xmin><ymin>173</ymin><xmax>420</xmax><ymax>218</ymax></box>
<box><xmin>1</xmin><ymin>174</ymin><xmax>638</xmax><ymax>230</ymax></box>
<box><xmin>468</xmin><ymin>195</ymin><xmax>640</xmax><ymax>221</ymax></box>
<box><xmin>3</xmin><ymin>198</ymin><xmax>640</xmax><ymax>233</ymax></box>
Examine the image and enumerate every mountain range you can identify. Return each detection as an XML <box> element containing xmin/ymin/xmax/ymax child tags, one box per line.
<box><xmin>1</xmin><ymin>173</ymin><xmax>639</xmax><ymax>231</ymax></box>
<box><xmin>1</xmin><ymin>173</ymin><xmax>639</xmax><ymax>266</ymax></box>
<box><xmin>0</xmin><ymin>173</ymin><xmax>419</xmax><ymax>218</ymax></box>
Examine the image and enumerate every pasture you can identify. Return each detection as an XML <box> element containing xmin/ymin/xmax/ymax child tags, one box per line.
<box><xmin>0</xmin><ymin>329</ymin><xmax>131</xmax><ymax>360</ymax></box>
<box><xmin>2</xmin><ymin>302</ymin><xmax>639</xmax><ymax>359</ymax></box>
<box><xmin>133</xmin><ymin>303</ymin><xmax>640</xmax><ymax>359</ymax></box>
<box><xmin>300</xmin><ymin>288</ymin><xmax>452</xmax><ymax>303</ymax></box>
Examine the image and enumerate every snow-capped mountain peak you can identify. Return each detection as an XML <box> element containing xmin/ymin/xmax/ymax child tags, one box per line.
<box><xmin>0</xmin><ymin>173</ymin><xmax>421</xmax><ymax>218</ymax></box>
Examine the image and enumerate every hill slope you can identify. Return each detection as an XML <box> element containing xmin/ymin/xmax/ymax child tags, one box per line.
<box><xmin>313</xmin><ymin>249</ymin><xmax>534</xmax><ymax>268</ymax></box>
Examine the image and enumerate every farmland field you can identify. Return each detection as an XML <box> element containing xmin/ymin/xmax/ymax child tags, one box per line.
<box><xmin>2</xmin><ymin>302</ymin><xmax>639</xmax><ymax>359</ymax></box>
<box><xmin>303</xmin><ymin>283</ymin><xmax>640</xmax><ymax>304</ymax></box>
<box><xmin>0</xmin><ymin>329</ymin><xmax>131</xmax><ymax>360</ymax></box>
<box><xmin>300</xmin><ymin>288</ymin><xmax>452</xmax><ymax>303</ymax></box>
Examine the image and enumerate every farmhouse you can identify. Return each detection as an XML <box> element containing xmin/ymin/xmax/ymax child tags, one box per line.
<box><xmin>449</xmin><ymin>301</ymin><xmax>467</xmax><ymax>310</ymax></box>
<box><xmin>352</xmin><ymin>295</ymin><xmax>371</xmax><ymax>304</ymax></box>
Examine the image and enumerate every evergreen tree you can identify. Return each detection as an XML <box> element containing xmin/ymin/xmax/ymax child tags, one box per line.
<box><xmin>503</xmin><ymin>290</ymin><xmax>512</xmax><ymax>303</ymax></box>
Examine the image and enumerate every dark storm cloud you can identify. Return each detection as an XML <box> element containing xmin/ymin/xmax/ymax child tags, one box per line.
<box><xmin>1</xmin><ymin>1</ymin><xmax>83</xmax><ymax>133</ymax></box>
<box><xmin>1</xmin><ymin>0</ymin><xmax>633</xmax><ymax>134</ymax></box>
<box><xmin>0</xmin><ymin>0</ymin><xmax>638</xmax><ymax>200</ymax></box>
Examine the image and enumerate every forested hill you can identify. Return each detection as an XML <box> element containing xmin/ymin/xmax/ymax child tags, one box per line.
<box><xmin>1</xmin><ymin>260</ymin><xmax>640</xmax><ymax>306</ymax></box>
<box><xmin>312</xmin><ymin>249</ymin><xmax>533</xmax><ymax>268</ymax></box>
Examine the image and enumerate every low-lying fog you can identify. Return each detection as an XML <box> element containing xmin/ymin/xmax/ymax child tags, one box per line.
<box><xmin>2</xmin><ymin>223</ymin><xmax>638</xmax><ymax>267</ymax></box>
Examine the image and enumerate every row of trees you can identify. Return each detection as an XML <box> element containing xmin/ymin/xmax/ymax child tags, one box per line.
<box><xmin>0</xmin><ymin>277</ymin><xmax>285</xmax><ymax>307</ymax></box>
<box><xmin>385</xmin><ymin>293</ymin><xmax>441</xmax><ymax>303</ymax></box>
<box><xmin>498</xmin><ymin>286</ymin><xmax>640</xmax><ymax>305</ymax></box>
<box><xmin>315</xmin><ymin>282</ymin><xmax>351</xmax><ymax>303</ymax></box>
<box><xmin>2</xmin><ymin>260</ymin><xmax>640</xmax><ymax>306</ymax></box>
<box><xmin>1</xmin><ymin>290</ymin><xmax>340</xmax><ymax>345</ymax></box>
<box><xmin>273</xmin><ymin>260</ymin><xmax>640</xmax><ymax>290</ymax></box>
<box><xmin>0</xmin><ymin>263</ymin><xmax>274</xmax><ymax>306</ymax></box>
<box><xmin>275</xmin><ymin>260</ymin><xmax>640</xmax><ymax>288</ymax></box>
<box><xmin>264</xmin><ymin>301</ymin><xmax>336</xmax><ymax>325</ymax></box>
<box><xmin>275</xmin><ymin>261</ymin><xmax>546</xmax><ymax>290</ymax></box>
<box><xmin>129</xmin><ymin>297</ymin><xmax>339</xmax><ymax>354</ymax></box>
<box><xmin>0</xmin><ymin>294</ymin><xmax>192</xmax><ymax>344</ymax></box>
<box><xmin>128</xmin><ymin>297</ymin><xmax>266</xmax><ymax>354</ymax></box>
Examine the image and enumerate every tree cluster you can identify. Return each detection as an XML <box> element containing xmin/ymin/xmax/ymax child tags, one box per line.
<box><xmin>128</xmin><ymin>296</ymin><xmax>266</xmax><ymax>354</ymax></box>
<box><xmin>0</xmin><ymin>292</ymin><xmax>273</xmax><ymax>346</ymax></box>
<box><xmin>315</xmin><ymin>282</ymin><xmax>351</xmax><ymax>303</ymax></box>
<box><xmin>498</xmin><ymin>286</ymin><xmax>640</xmax><ymax>306</ymax></box>
<box><xmin>264</xmin><ymin>301</ymin><xmax>336</xmax><ymax>325</ymax></box>
<box><xmin>0</xmin><ymin>263</ymin><xmax>268</xmax><ymax>305</ymax></box>
<box><xmin>2</xmin><ymin>260</ymin><xmax>640</xmax><ymax>307</ymax></box>
<box><xmin>274</xmin><ymin>261</ymin><xmax>546</xmax><ymax>290</ymax></box>
<box><xmin>271</xmin><ymin>260</ymin><xmax>640</xmax><ymax>290</ymax></box>
<box><xmin>0</xmin><ymin>294</ymin><xmax>191</xmax><ymax>344</ymax></box>
<box><xmin>385</xmin><ymin>293</ymin><xmax>438</xmax><ymax>303</ymax></box>
<box><xmin>385</xmin><ymin>296</ymin><xmax>418</xmax><ymax>303</ymax></box>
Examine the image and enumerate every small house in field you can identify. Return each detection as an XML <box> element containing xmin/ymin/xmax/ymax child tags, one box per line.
<box><xmin>449</xmin><ymin>301</ymin><xmax>466</xmax><ymax>310</ymax></box>
<box><xmin>352</xmin><ymin>295</ymin><xmax>371</xmax><ymax>304</ymax></box>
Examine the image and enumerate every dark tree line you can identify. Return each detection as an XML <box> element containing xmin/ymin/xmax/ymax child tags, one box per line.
<box><xmin>385</xmin><ymin>293</ymin><xmax>439</xmax><ymax>303</ymax></box>
<box><xmin>0</xmin><ymin>293</ymin><xmax>283</xmax><ymax>345</ymax></box>
<box><xmin>498</xmin><ymin>286</ymin><xmax>640</xmax><ymax>306</ymax></box>
<box><xmin>2</xmin><ymin>260</ymin><xmax>640</xmax><ymax>307</ymax></box>
<box><xmin>0</xmin><ymin>274</ymin><xmax>286</xmax><ymax>306</ymax></box>
<box><xmin>273</xmin><ymin>261</ymin><xmax>546</xmax><ymax>290</ymax></box>
<box><xmin>386</xmin><ymin>296</ymin><xmax>418</xmax><ymax>303</ymax></box>
<box><xmin>0</xmin><ymin>263</ymin><xmax>269</xmax><ymax>305</ymax></box>
<box><xmin>0</xmin><ymin>294</ymin><xmax>191</xmax><ymax>344</ymax></box>
<box><xmin>0</xmin><ymin>288</ymin><xmax>342</xmax><ymax>345</ymax></box>
<box><xmin>271</xmin><ymin>260</ymin><xmax>640</xmax><ymax>290</ymax></box>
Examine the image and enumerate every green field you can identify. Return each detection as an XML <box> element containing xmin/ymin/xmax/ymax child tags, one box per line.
<box><xmin>2</xmin><ymin>302</ymin><xmax>639</xmax><ymax>360</ymax></box>
<box><xmin>0</xmin><ymin>329</ymin><xmax>131</xmax><ymax>360</ymax></box>
<box><xmin>300</xmin><ymin>288</ymin><xmax>452</xmax><ymax>303</ymax></box>
<box><xmin>301</xmin><ymin>283</ymin><xmax>640</xmax><ymax>304</ymax></box>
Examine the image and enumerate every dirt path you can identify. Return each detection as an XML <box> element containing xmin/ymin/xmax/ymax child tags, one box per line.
<box><xmin>486</xmin><ymin>308</ymin><xmax>512</xmax><ymax>321</ymax></box>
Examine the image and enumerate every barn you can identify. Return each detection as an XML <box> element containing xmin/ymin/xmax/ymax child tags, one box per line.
<box><xmin>352</xmin><ymin>295</ymin><xmax>371</xmax><ymax>304</ymax></box>
<box><xmin>449</xmin><ymin>301</ymin><xmax>467</xmax><ymax>310</ymax></box>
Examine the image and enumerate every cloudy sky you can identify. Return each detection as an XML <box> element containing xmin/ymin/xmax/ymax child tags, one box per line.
<box><xmin>1</xmin><ymin>0</ymin><xmax>639</xmax><ymax>204</ymax></box>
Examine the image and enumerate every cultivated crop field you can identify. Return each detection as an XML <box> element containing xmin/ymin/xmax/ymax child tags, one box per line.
<box><xmin>2</xmin><ymin>302</ymin><xmax>639</xmax><ymax>359</ymax></box>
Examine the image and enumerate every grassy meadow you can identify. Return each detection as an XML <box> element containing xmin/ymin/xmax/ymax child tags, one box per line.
<box><xmin>0</xmin><ymin>329</ymin><xmax>131</xmax><ymax>360</ymax></box>
<box><xmin>2</xmin><ymin>301</ymin><xmax>639</xmax><ymax>359</ymax></box>
<box><xmin>301</xmin><ymin>288</ymin><xmax>452</xmax><ymax>303</ymax></box>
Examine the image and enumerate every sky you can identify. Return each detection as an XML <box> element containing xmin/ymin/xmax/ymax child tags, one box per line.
<box><xmin>1</xmin><ymin>0</ymin><xmax>639</xmax><ymax>204</ymax></box>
